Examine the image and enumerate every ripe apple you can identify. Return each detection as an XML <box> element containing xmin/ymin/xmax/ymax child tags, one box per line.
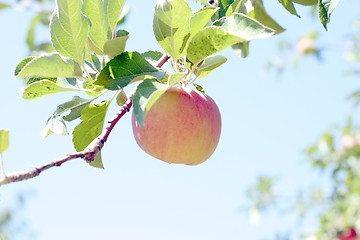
<box><xmin>338</xmin><ymin>228</ymin><xmax>357</xmax><ymax>240</ymax></box>
<box><xmin>291</xmin><ymin>0</ymin><xmax>318</xmax><ymax>6</ymax></box>
<box><xmin>132</xmin><ymin>86</ymin><xmax>221</xmax><ymax>165</ymax></box>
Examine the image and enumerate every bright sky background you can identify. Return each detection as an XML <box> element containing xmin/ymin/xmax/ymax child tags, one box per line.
<box><xmin>1</xmin><ymin>0</ymin><xmax>360</xmax><ymax>239</ymax></box>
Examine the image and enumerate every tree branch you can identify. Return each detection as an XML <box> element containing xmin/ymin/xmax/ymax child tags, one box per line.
<box><xmin>0</xmin><ymin>98</ymin><xmax>132</xmax><ymax>187</ymax></box>
<box><xmin>0</xmin><ymin>54</ymin><xmax>170</xmax><ymax>187</ymax></box>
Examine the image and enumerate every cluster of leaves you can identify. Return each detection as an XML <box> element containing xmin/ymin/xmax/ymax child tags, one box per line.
<box><xmin>244</xmin><ymin>21</ymin><xmax>360</xmax><ymax>240</ymax></box>
<box><xmin>268</xmin><ymin>15</ymin><xmax>360</xmax><ymax>77</ymax></box>
<box><xmin>266</xmin><ymin>30</ymin><xmax>321</xmax><ymax>75</ymax></box>
<box><xmin>0</xmin><ymin>0</ymin><xmax>346</xmax><ymax>238</ymax></box>
<box><xmin>241</xmin><ymin>5</ymin><xmax>360</xmax><ymax>240</ymax></box>
<box><xmin>301</xmin><ymin>116</ymin><xmax>360</xmax><ymax>239</ymax></box>
<box><xmin>7</xmin><ymin>0</ymin><xmax>287</xmax><ymax>168</ymax></box>
<box><xmin>10</xmin><ymin>0</ymin><xmax>342</xmax><ymax>170</ymax></box>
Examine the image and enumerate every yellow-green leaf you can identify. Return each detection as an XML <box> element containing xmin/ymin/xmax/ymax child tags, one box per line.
<box><xmin>0</xmin><ymin>129</ymin><xmax>9</xmax><ymax>154</ymax></box>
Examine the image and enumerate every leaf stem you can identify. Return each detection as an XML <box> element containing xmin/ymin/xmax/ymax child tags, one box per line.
<box><xmin>187</xmin><ymin>76</ymin><xmax>198</xmax><ymax>85</ymax></box>
<box><xmin>173</xmin><ymin>59</ymin><xmax>179</xmax><ymax>72</ymax></box>
<box><xmin>185</xmin><ymin>62</ymin><xmax>199</xmax><ymax>83</ymax></box>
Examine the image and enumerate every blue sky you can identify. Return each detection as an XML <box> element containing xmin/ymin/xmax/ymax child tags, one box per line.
<box><xmin>1</xmin><ymin>0</ymin><xmax>360</xmax><ymax>239</ymax></box>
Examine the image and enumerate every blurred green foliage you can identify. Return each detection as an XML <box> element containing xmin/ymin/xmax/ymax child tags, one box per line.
<box><xmin>0</xmin><ymin>193</ymin><xmax>34</xmax><ymax>240</ymax></box>
<box><xmin>246</xmin><ymin>17</ymin><xmax>360</xmax><ymax>240</ymax></box>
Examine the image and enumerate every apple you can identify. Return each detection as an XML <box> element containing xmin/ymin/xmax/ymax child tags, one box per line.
<box><xmin>291</xmin><ymin>0</ymin><xmax>318</xmax><ymax>6</ymax></box>
<box><xmin>338</xmin><ymin>228</ymin><xmax>357</xmax><ymax>240</ymax></box>
<box><xmin>132</xmin><ymin>86</ymin><xmax>221</xmax><ymax>165</ymax></box>
<box><xmin>341</xmin><ymin>135</ymin><xmax>358</xmax><ymax>149</ymax></box>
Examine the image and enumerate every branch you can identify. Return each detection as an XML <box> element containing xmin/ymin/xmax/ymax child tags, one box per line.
<box><xmin>0</xmin><ymin>98</ymin><xmax>132</xmax><ymax>187</ymax></box>
<box><xmin>0</xmin><ymin>54</ymin><xmax>170</xmax><ymax>187</ymax></box>
<box><xmin>0</xmin><ymin>152</ymin><xmax>85</xmax><ymax>185</ymax></box>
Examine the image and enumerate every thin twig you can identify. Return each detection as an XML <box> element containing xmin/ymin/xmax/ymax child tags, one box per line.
<box><xmin>0</xmin><ymin>54</ymin><xmax>170</xmax><ymax>187</ymax></box>
<box><xmin>155</xmin><ymin>54</ymin><xmax>170</xmax><ymax>68</ymax></box>
<box><xmin>0</xmin><ymin>98</ymin><xmax>133</xmax><ymax>187</ymax></box>
<box><xmin>0</xmin><ymin>152</ymin><xmax>85</xmax><ymax>186</ymax></box>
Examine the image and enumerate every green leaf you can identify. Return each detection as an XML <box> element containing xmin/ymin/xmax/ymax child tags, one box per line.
<box><xmin>319</xmin><ymin>0</ymin><xmax>341</xmax><ymax>30</ymax></box>
<box><xmin>50</xmin><ymin>0</ymin><xmax>91</xmax><ymax>64</ymax></box>
<box><xmin>21</xmin><ymin>80</ymin><xmax>80</xmax><ymax>99</ymax></box>
<box><xmin>141</xmin><ymin>50</ymin><xmax>163</xmax><ymax>66</ymax></box>
<box><xmin>153</xmin><ymin>0</ymin><xmax>192</xmax><ymax>60</ymax></box>
<box><xmin>291</xmin><ymin>0</ymin><xmax>318</xmax><ymax>6</ymax></box>
<box><xmin>0</xmin><ymin>3</ymin><xmax>10</xmax><ymax>10</ymax></box>
<box><xmin>226</xmin><ymin>0</ymin><xmax>285</xmax><ymax>34</ymax></box>
<box><xmin>40</xmin><ymin>118</ymin><xmax>68</xmax><ymax>139</ymax></box>
<box><xmin>190</xmin><ymin>7</ymin><xmax>218</xmax><ymax>37</ymax></box>
<box><xmin>187</xmin><ymin>7</ymin><xmax>218</xmax><ymax>53</ymax></box>
<box><xmin>56</xmin><ymin>77</ymin><xmax>81</xmax><ymax>88</ymax></box>
<box><xmin>196</xmin><ymin>55</ymin><xmax>227</xmax><ymax>77</ymax></box>
<box><xmin>187</xmin><ymin>14</ymin><xmax>274</xmax><ymax>64</ymax></box>
<box><xmin>72</xmin><ymin>101</ymin><xmax>110</xmax><ymax>168</ymax></box>
<box><xmin>107</xmin><ymin>0</ymin><xmax>126</xmax><ymax>31</ymax></box>
<box><xmin>103</xmin><ymin>30</ymin><xmax>130</xmax><ymax>58</ymax></box>
<box><xmin>198</xmin><ymin>55</ymin><xmax>227</xmax><ymax>72</ymax></box>
<box><xmin>27</xmin><ymin>13</ymin><xmax>43</xmax><ymax>51</ymax></box>
<box><xmin>246</xmin><ymin>1</ymin><xmax>285</xmax><ymax>34</ymax></box>
<box><xmin>53</xmin><ymin>96</ymin><xmax>91</xmax><ymax>121</ymax></box>
<box><xmin>15</xmin><ymin>53</ymin><xmax>83</xmax><ymax>79</ymax></box>
<box><xmin>0</xmin><ymin>129</ymin><xmax>9</xmax><ymax>154</ymax></box>
<box><xmin>186</xmin><ymin>26</ymin><xmax>239</xmax><ymax>64</ymax></box>
<box><xmin>14</xmin><ymin>56</ymin><xmax>35</xmax><ymax>77</ymax></box>
<box><xmin>278</xmin><ymin>0</ymin><xmax>300</xmax><ymax>17</ymax></box>
<box><xmin>95</xmin><ymin>51</ymin><xmax>166</xmax><ymax>90</ymax></box>
<box><xmin>213</xmin><ymin>13</ymin><xmax>275</xmax><ymax>39</ymax></box>
<box><xmin>116</xmin><ymin>6</ymin><xmax>130</xmax><ymax>25</ymax></box>
<box><xmin>116</xmin><ymin>89</ymin><xmax>128</xmax><ymax>106</ymax></box>
<box><xmin>232</xmin><ymin>41</ymin><xmax>249</xmax><ymax>58</ymax></box>
<box><xmin>83</xmin><ymin>0</ymin><xmax>125</xmax><ymax>53</ymax></box>
<box><xmin>33</xmin><ymin>43</ymin><xmax>54</xmax><ymax>53</ymax></box>
<box><xmin>226</xmin><ymin>0</ymin><xmax>245</xmax><ymax>17</ymax></box>
<box><xmin>91</xmin><ymin>54</ymin><xmax>102</xmax><ymax>72</ymax></box>
<box><xmin>193</xmin><ymin>83</ymin><xmax>205</xmax><ymax>93</ymax></box>
<box><xmin>219</xmin><ymin>0</ymin><xmax>235</xmax><ymax>18</ymax></box>
<box><xmin>83</xmin><ymin>0</ymin><xmax>110</xmax><ymax>54</ymax></box>
<box><xmin>133</xmin><ymin>73</ymin><xmax>185</xmax><ymax>127</ymax></box>
<box><xmin>26</xmin><ymin>77</ymin><xmax>57</xmax><ymax>85</ymax></box>
<box><xmin>83</xmin><ymin>80</ymin><xmax>106</xmax><ymax>97</ymax></box>
<box><xmin>167</xmin><ymin>72</ymin><xmax>184</xmax><ymax>86</ymax></box>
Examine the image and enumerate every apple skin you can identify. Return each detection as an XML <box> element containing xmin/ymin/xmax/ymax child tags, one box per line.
<box><xmin>291</xmin><ymin>0</ymin><xmax>318</xmax><ymax>6</ymax></box>
<box><xmin>132</xmin><ymin>86</ymin><xmax>221</xmax><ymax>165</ymax></box>
<box><xmin>338</xmin><ymin>228</ymin><xmax>357</xmax><ymax>240</ymax></box>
